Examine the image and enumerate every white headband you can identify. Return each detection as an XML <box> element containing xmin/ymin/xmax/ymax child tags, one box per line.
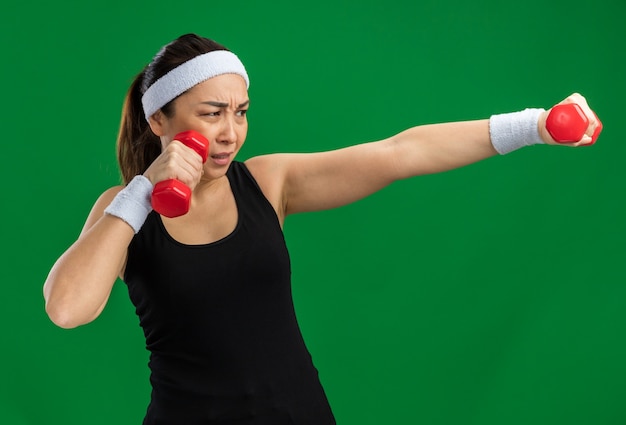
<box><xmin>141</xmin><ymin>50</ymin><xmax>250</xmax><ymax>121</ymax></box>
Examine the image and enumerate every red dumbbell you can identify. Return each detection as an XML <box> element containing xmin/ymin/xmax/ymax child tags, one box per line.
<box><xmin>151</xmin><ymin>130</ymin><xmax>209</xmax><ymax>218</ymax></box>
<box><xmin>546</xmin><ymin>103</ymin><xmax>603</xmax><ymax>145</ymax></box>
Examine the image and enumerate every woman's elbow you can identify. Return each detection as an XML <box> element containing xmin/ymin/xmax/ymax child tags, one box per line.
<box><xmin>43</xmin><ymin>283</ymin><xmax>99</xmax><ymax>329</ymax></box>
<box><xmin>44</xmin><ymin>299</ymin><xmax>85</xmax><ymax>329</ymax></box>
<box><xmin>45</xmin><ymin>309</ymin><xmax>75</xmax><ymax>329</ymax></box>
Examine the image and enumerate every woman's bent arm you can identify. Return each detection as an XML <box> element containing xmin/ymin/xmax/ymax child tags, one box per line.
<box><xmin>43</xmin><ymin>187</ymin><xmax>134</xmax><ymax>329</ymax></box>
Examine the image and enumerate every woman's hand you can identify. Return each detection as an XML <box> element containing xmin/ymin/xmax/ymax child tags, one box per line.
<box><xmin>538</xmin><ymin>93</ymin><xmax>603</xmax><ymax>146</ymax></box>
<box><xmin>143</xmin><ymin>139</ymin><xmax>205</xmax><ymax>189</ymax></box>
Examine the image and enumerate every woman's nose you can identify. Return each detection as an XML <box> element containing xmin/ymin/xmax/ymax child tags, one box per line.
<box><xmin>215</xmin><ymin>116</ymin><xmax>237</xmax><ymax>144</ymax></box>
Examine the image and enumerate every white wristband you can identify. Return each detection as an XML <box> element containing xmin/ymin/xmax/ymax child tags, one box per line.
<box><xmin>489</xmin><ymin>108</ymin><xmax>545</xmax><ymax>154</ymax></box>
<box><xmin>104</xmin><ymin>175</ymin><xmax>154</xmax><ymax>234</ymax></box>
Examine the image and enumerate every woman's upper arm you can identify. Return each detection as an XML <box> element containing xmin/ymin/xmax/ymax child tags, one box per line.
<box><xmin>245</xmin><ymin>140</ymin><xmax>399</xmax><ymax>217</ymax></box>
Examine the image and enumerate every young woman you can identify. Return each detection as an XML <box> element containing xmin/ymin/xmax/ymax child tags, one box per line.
<box><xmin>43</xmin><ymin>33</ymin><xmax>601</xmax><ymax>424</ymax></box>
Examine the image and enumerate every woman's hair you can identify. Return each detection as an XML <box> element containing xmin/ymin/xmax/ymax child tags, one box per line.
<box><xmin>116</xmin><ymin>34</ymin><xmax>229</xmax><ymax>184</ymax></box>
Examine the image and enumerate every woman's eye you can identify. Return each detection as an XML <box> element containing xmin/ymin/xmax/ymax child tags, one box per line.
<box><xmin>237</xmin><ymin>109</ymin><xmax>248</xmax><ymax>117</ymax></box>
<box><xmin>201</xmin><ymin>111</ymin><xmax>219</xmax><ymax>117</ymax></box>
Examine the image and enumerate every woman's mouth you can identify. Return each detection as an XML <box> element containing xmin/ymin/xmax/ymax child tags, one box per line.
<box><xmin>210</xmin><ymin>152</ymin><xmax>232</xmax><ymax>165</ymax></box>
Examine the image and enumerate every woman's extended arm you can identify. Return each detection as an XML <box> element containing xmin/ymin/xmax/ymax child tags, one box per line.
<box><xmin>247</xmin><ymin>94</ymin><xmax>600</xmax><ymax>217</ymax></box>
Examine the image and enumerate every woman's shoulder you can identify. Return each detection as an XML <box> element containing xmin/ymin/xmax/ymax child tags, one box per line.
<box><xmin>243</xmin><ymin>155</ymin><xmax>290</xmax><ymax>189</ymax></box>
<box><xmin>244</xmin><ymin>154</ymin><xmax>289</xmax><ymax>177</ymax></box>
<box><xmin>76</xmin><ymin>184</ymin><xmax>128</xmax><ymax>237</ymax></box>
<box><xmin>100</xmin><ymin>185</ymin><xmax>126</xmax><ymax>201</ymax></box>
<box><xmin>243</xmin><ymin>155</ymin><xmax>288</xmax><ymax>222</ymax></box>
<box><xmin>90</xmin><ymin>185</ymin><xmax>126</xmax><ymax>214</ymax></box>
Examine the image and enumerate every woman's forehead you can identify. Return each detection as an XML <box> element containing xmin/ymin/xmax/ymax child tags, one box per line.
<box><xmin>192</xmin><ymin>74</ymin><xmax>248</xmax><ymax>94</ymax></box>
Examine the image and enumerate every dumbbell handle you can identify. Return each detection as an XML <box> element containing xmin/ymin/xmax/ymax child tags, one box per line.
<box><xmin>151</xmin><ymin>130</ymin><xmax>209</xmax><ymax>218</ymax></box>
<box><xmin>546</xmin><ymin>103</ymin><xmax>603</xmax><ymax>145</ymax></box>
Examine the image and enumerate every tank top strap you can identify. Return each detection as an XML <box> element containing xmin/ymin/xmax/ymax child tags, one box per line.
<box><xmin>227</xmin><ymin>161</ymin><xmax>282</xmax><ymax>232</ymax></box>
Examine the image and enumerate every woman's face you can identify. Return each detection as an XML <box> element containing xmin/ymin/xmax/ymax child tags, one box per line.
<box><xmin>156</xmin><ymin>73</ymin><xmax>249</xmax><ymax>177</ymax></box>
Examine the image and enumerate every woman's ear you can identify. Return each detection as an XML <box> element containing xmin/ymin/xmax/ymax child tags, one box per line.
<box><xmin>147</xmin><ymin>110</ymin><xmax>165</xmax><ymax>136</ymax></box>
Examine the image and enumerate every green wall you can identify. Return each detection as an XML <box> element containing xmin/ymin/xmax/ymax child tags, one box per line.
<box><xmin>2</xmin><ymin>0</ymin><xmax>625</xmax><ymax>423</ymax></box>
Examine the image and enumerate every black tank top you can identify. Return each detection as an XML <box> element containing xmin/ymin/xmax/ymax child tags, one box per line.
<box><xmin>125</xmin><ymin>162</ymin><xmax>336</xmax><ymax>424</ymax></box>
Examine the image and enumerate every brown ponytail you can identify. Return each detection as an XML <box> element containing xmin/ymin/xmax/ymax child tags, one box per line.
<box><xmin>116</xmin><ymin>70</ymin><xmax>162</xmax><ymax>184</ymax></box>
<box><xmin>115</xmin><ymin>34</ymin><xmax>230</xmax><ymax>184</ymax></box>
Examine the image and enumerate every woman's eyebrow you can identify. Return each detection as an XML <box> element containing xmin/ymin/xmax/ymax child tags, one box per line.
<box><xmin>202</xmin><ymin>100</ymin><xmax>250</xmax><ymax>108</ymax></box>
